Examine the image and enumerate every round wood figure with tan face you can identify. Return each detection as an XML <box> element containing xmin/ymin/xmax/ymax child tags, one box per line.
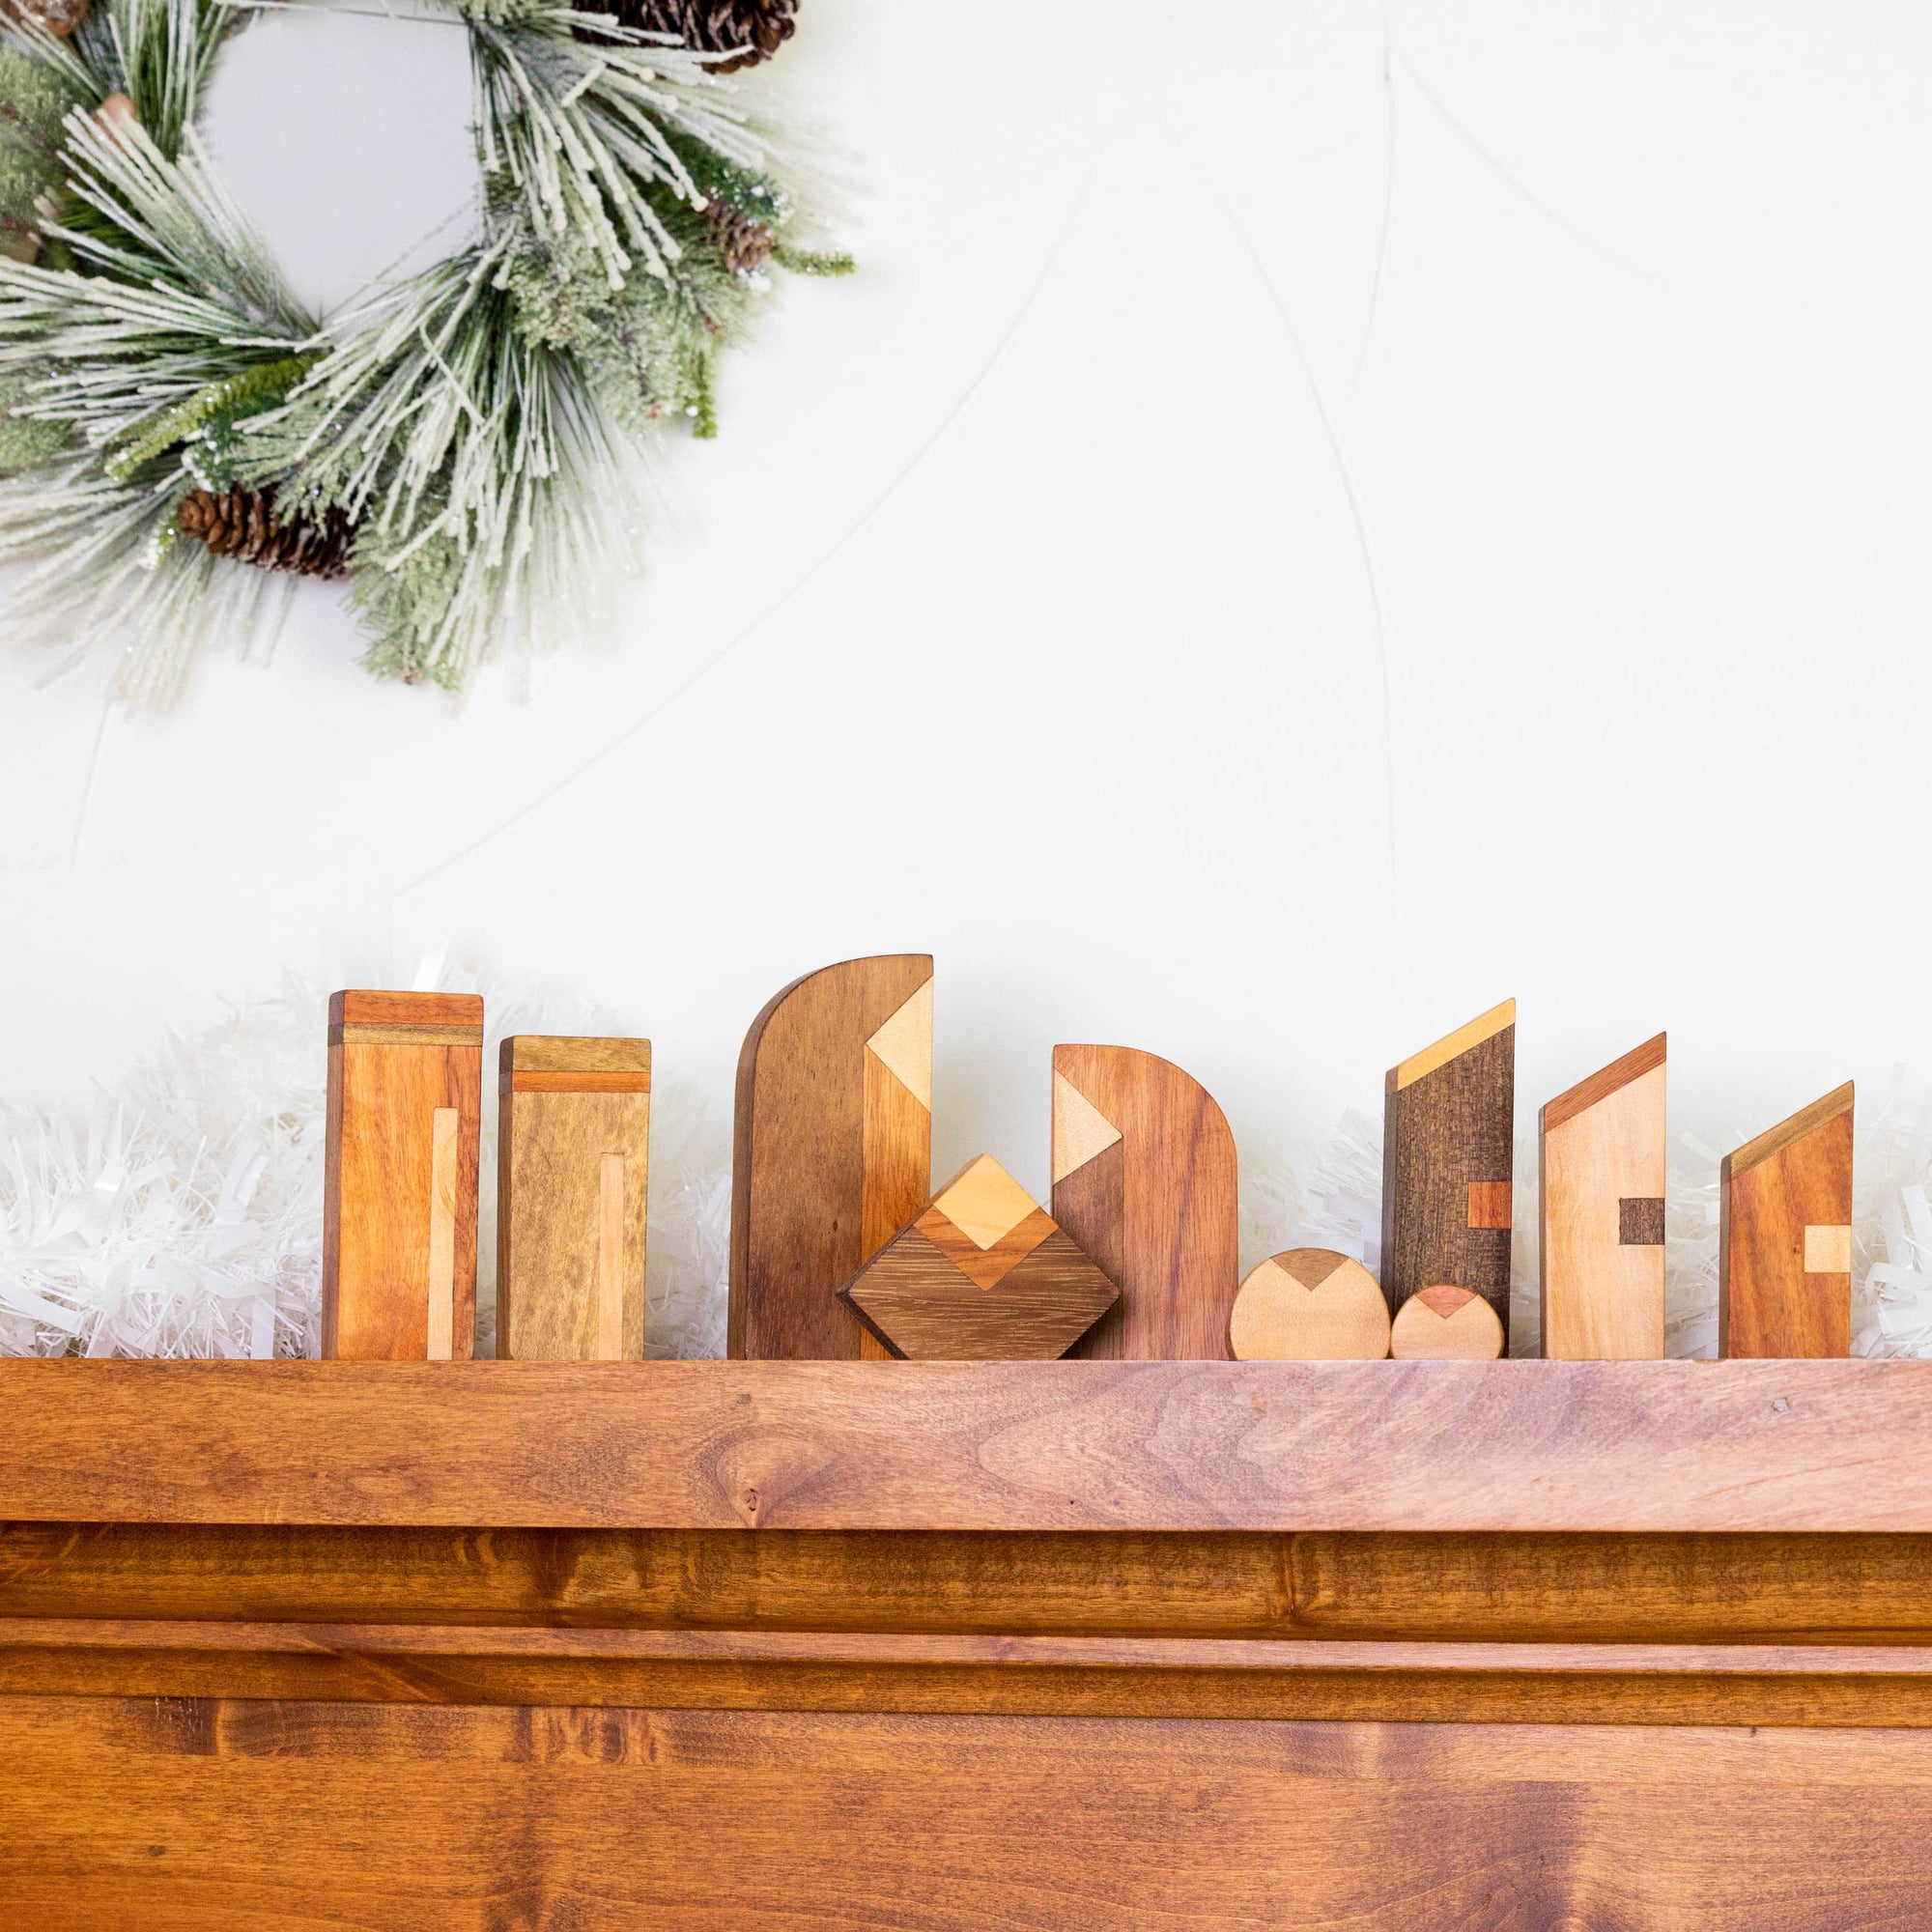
<box><xmin>1390</xmin><ymin>1283</ymin><xmax>1506</xmax><ymax>1360</ymax></box>
<box><xmin>1228</xmin><ymin>1249</ymin><xmax>1390</xmax><ymax>1360</ymax></box>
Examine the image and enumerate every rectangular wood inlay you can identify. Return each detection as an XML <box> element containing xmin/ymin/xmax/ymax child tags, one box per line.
<box><xmin>426</xmin><ymin>1109</ymin><xmax>459</xmax><ymax>1362</ymax></box>
<box><xmin>508</xmin><ymin>1070</ymin><xmax>654</xmax><ymax>1094</ymax></box>
<box><xmin>1620</xmin><ymin>1198</ymin><xmax>1666</xmax><ymax>1247</ymax></box>
<box><xmin>1804</xmin><ymin>1225</ymin><xmax>1853</xmax><ymax>1274</ymax></box>
<box><xmin>1466</xmin><ymin>1181</ymin><xmax>1513</xmax><ymax>1230</ymax></box>
<box><xmin>329</xmin><ymin>1022</ymin><xmax>484</xmax><ymax>1048</ymax></box>
<box><xmin>598</xmin><ymin>1153</ymin><xmax>626</xmax><ymax>1362</ymax></box>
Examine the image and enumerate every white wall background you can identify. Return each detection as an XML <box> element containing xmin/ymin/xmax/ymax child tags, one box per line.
<box><xmin>5</xmin><ymin>0</ymin><xmax>1932</xmax><ymax>1266</ymax></box>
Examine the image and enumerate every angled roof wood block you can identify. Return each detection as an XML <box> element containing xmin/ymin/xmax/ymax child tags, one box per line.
<box><xmin>1229</xmin><ymin>1249</ymin><xmax>1390</xmax><ymax>1360</ymax></box>
<box><xmin>323</xmin><ymin>989</ymin><xmax>482</xmax><ymax>1362</ymax></box>
<box><xmin>1051</xmin><ymin>1046</ymin><xmax>1239</xmax><ymax>1360</ymax></box>
<box><xmin>1540</xmin><ymin>1034</ymin><xmax>1667</xmax><ymax>1361</ymax></box>
<box><xmin>497</xmin><ymin>1037</ymin><xmax>651</xmax><ymax>1363</ymax></box>
<box><xmin>838</xmin><ymin>1157</ymin><xmax>1118</xmax><ymax>1360</ymax></box>
<box><xmin>1381</xmin><ymin>999</ymin><xmax>1516</xmax><ymax>1348</ymax></box>
<box><xmin>1720</xmin><ymin>1082</ymin><xmax>1854</xmax><ymax>1359</ymax></box>
<box><xmin>729</xmin><ymin>956</ymin><xmax>933</xmax><ymax>1360</ymax></box>
<box><xmin>1389</xmin><ymin>1285</ymin><xmax>1505</xmax><ymax>1360</ymax></box>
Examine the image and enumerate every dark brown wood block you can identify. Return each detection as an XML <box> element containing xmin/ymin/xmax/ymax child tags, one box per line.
<box><xmin>1051</xmin><ymin>1046</ymin><xmax>1238</xmax><ymax>1359</ymax></box>
<box><xmin>1720</xmin><ymin>1082</ymin><xmax>1855</xmax><ymax>1359</ymax></box>
<box><xmin>837</xmin><ymin>1156</ymin><xmax>1118</xmax><ymax>1359</ymax></box>
<box><xmin>322</xmin><ymin>989</ymin><xmax>482</xmax><ymax>1361</ymax></box>
<box><xmin>1380</xmin><ymin>999</ymin><xmax>1516</xmax><ymax>1343</ymax></box>
<box><xmin>497</xmin><ymin>1037</ymin><xmax>650</xmax><ymax>1362</ymax></box>
<box><xmin>728</xmin><ymin>955</ymin><xmax>932</xmax><ymax>1360</ymax></box>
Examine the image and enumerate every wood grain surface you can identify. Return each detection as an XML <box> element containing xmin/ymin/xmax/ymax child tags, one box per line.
<box><xmin>1389</xmin><ymin>1286</ymin><xmax>1506</xmax><ymax>1359</ymax></box>
<box><xmin>5</xmin><ymin>1700</ymin><xmax>1932</xmax><ymax>1928</ymax></box>
<box><xmin>1381</xmin><ymin>999</ymin><xmax>1516</xmax><ymax>1342</ymax></box>
<box><xmin>1051</xmin><ymin>1046</ymin><xmax>1239</xmax><ymax>1359</ymax></box>
<box><xmin>1228</xmin><ymin>1250</ymin><xmax>1389</xmax><ymax>1359</ymax></box>
<box><xmin>1540</xmin><ymin>1034</ymin><xmax>1667</xmax><ymax>1360</ymax></box>
<box><xmin>1721</xmin><ymin>1081</ymin><xmax>1855</xmax><ymax>1358</ymax></box>
<box><xmin>6</xmin><ymin>1357</ymin><xmax>1932</xmax><ymax>1531</ymax></box>
<box><xmin>322</xmin><ymin>989</ymin><xmax>481</xmax><ymax>1361</ymax></box>
<box><xmin>729</xmin><ymin>956</ymin><xmax>933</xmax><ymax>1360</ymax></box>
<box><xmin>497</xmin><ymin>1037</ymin><xmax>651</xmax><ymax>1362</ymax></box>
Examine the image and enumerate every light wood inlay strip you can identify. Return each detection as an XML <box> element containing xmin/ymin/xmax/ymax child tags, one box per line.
<box><xmin>426</xmin><ymin>1109</ymin><xmax>459</xmax><ymax>1361</ymax></box>
<box><xmin>508</xmin><ymin>1071</ymin><xmax>653</xmax><ymax>1094</ymax></box>
<box><xmin>329</xmin><ymin>1023</ymin><xmax>483</xmax><ymax>1048</ymax></box>
<box><xmin>598</xmin><ymin>1153</ymin><xmax>626</xmax><ymax>1362</ymax></box>
<box><xmin>1389</xmin><ymin>998</ymin><xmax>1517</xmax><ymax>1093</ymax></box>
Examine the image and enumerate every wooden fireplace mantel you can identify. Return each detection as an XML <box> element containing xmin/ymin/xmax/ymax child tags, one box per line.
<box><xmin>2</xmin><ymin>1355</ymin><xmax>1929</xmax><ymax>1531</ymax></box>
<box><xmin>6</xmin><ymin>1356</ymin><xmax>1932</xmax><ymax>1928</ymax></box>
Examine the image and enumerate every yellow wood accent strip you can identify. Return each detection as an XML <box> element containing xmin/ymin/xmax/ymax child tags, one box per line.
<box><xmin>1391</xmin><ymin>999</ymin><xmax>1517</xmax><ymax>1093</ymax></box>
<box><xmin>330</xmin><ymin>1023</ymin><xmax>482</xmax><ymax>1048</ymax></box>
<box><xmin>598</xmin><ymin>1153</ymin><xmax>626</xmax><ymax>1361</ymax></box>
<box><xmin>426</xmin><ymin>1109</ymin><xmax>459</xmax><ymax>1361</ymax></box>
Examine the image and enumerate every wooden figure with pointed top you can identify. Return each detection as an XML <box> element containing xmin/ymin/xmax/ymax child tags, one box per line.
<box><xmin>838</xmin><ymin>1155</ymin><xmax>1118</xmax><ymax>1359</ymax></box>
<box><xmin>1381</xmin><ymin>999</ymin><xmax>1516</xmax><ymax>1346</ymax></box>
<box><xmin>323</xmin><ymin>989</ymin><xmax>482</xmax><ymax>1361</ymax></box>
<box><xmin>1540</xmin><ymin>1034</ymin><xmax>1667</xmax><ymax>1360</ymax></box>
<box><xmin>1390</xmin><ymin>1285</ymin><xmax>1506</xmax><ymax>1360</ymax></box>
<box><xmin>1720</xmin><ymin>1082</ymin><xmax>1854</xmax><ymax>1359</ymax></box>
<box><xmin>1229</xmin><ymin>1249</ymin><xmax>1389</xmax><ymax>1360</ymax></box>
<box><xmin>497</xmin><ymin>1037</ymin><xmax>651</xmax><ymax>1362</ymax></box>
<box><xmin>1050</xmin><ymin>1045</ymin><xmax>1239</xmax><ymax>1360</ymax></box>
<box><xmin>729</xmin><ymin>955</ymin><xmax>933</xmax><ymax>1359</ymax></box>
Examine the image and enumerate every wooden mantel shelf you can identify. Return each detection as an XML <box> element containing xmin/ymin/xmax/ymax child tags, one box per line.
<box><xmin>3</xmin><ymin>1355</ymin><xmax>1929</xmax><ymax>1532</ymax></box>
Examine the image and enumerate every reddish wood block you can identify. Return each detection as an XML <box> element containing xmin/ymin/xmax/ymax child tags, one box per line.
<box><xmin>323</xmin><ymin>990</ymin><xmax>482</xmax><ymax>1361</ymax></box>
<box><xmin>1720</xmin><ymin>1083</ymin><xmax>1854</xmax><ymax>1359</ymax></box>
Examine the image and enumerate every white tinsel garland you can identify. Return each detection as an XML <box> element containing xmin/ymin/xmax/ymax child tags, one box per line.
<box><xmin>6</xmin><ymin>983</ymin><xmax>1931</xmax><ymax>1365</ymax></box>
<box><xmin>0</xmin><ymin>960</ymin><xmax>729</xmax><ymax>1359</ymax></box>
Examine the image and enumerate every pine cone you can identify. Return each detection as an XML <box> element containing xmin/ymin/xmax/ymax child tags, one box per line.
<box><xmin>706</xmin><ymin>199</ymin><xmax>774</xmax><ymax>275</ymax></box>
<box><xmin>596</xmin><ymin>0</ymin><xmax>797</xmax><ymax>71</ymax></box>
<box><xmin>176</xmin><ymin>486</ymin><xmax>354</xmax><ymax>581</ymax></box>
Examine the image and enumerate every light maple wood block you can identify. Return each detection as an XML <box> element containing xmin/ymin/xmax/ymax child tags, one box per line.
<box><xmin>322</xmin><ymin>990</ymin><xmax>481</xmax><ymax>1361</ymax></box>
<box><xmin>838</xmin><ymin>1156</ymin><xmax>1118</xmax><ymax>1360</ymax></box>
<box><xmin>1540</xmin><ymin>1033</ymin><xmax>1667</xmax><ymax>1361</ymax></box>
<box><xmin>729</xmin><ymin>956</ymin><xmax>932</xmax><ymax>1359</ymax></box>
<box><xmin>1229</xmin><ymin>1250</ymin><xmax>1390</xmax><ymax>1360</ymax></box>
<box><xmin>1382</xmin><ymin>999</ymin><xmax>1516</xmax><ymax>1346</ymax></box>
<box><xmin>497</xmin><ymin>1037</ymin><xmax>650</xmax><ymax>1363</ymax></box>
<box><xmin>1390</xmin><ymin>1285</ymin><xmax>1506</xmax><ymax>1360</ymax></box>
<box><xmin>1051</xmin><ymin>1046</ymin><xmax>1239</xmax><ymax>1359</ymax></box>
<box><xmin>1720</xmin><ymin>1082</ymin><xmax>1855</xmax><ymax>1358</ymax></box>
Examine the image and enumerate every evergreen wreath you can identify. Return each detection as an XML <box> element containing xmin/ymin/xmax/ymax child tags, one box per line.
<box><xmin>0</xmin><ymin>0</ymin><xmax>845</xmax><ymax>702</ymax></box>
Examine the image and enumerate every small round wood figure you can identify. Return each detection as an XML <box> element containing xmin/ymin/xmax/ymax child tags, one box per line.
<box><xmin>1389</xmin><ymin>1284</ymin><xmax>1506</xmax><ymax>1360</ymax></box>
<box><xmin>1228</xmin><ymin>1248</ymin><xmax>1390</xmax><ymax>1359</ymax></box>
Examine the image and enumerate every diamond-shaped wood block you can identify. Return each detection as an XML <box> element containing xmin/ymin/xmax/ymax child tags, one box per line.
<box><xmin>836</xmin><ymin>1156</ymin><xmax>1119</xmax><ymax>1360</ymax></box>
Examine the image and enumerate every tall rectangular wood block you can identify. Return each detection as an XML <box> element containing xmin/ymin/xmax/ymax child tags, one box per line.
<box><xmin>1380</xmin><ymin>999</ymin><xmax>1516</xmax><ymax>1344</ymax></box>
<box><xmin>1540</xmin><ymin>1034</ymin><xmax>1667</xmax><ymax>1360</ymax></box>
<box><xmin>497</xmin><ymin>1037</ymin><xmax>651</xmax><ymax>1362</ymax></box>
<box><xmin>729</xmin><ymin>955</ymin><xmax>933</xmax><ymax>1359</ymax></box>
<box><xmin>1720</xmin><ymin>1082</ymin><xmax>1854</xmax><ymax>1359</ymax></box>
<box><xmin>323</xmin><ymin>990</ymin><xmax>482</xmax><ymax>1361</ymax></box>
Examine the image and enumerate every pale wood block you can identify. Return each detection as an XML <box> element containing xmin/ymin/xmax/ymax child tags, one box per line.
<box><xmin>1389</xmin><ymin>1285</ymin><xmax>1506</xmax><ymax>1360</ymax></box>
<box><xmin>323</xmin><ymin>989</ymin><xmax>482</xmax><ymax>1361</ymax></box>
<box><xmin>1804</xmin><ymin>1225</ymin><xmax>1853</xmax><ymax>1274</ymax></box>
<box><xmin>1540</xmin><ymin>1036</ymin><xmax>1667</xmax><ymax>1361</ymax></box>
<box><xmin>1228</xmin><ymin>1251</ymin><xmax>1390</xmax><ymax>1360</ymax></box>
<box><xmin>497</xmin><ymin>1036</ymin><xmax>651</xmax><ymax>1363</ymax></box>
